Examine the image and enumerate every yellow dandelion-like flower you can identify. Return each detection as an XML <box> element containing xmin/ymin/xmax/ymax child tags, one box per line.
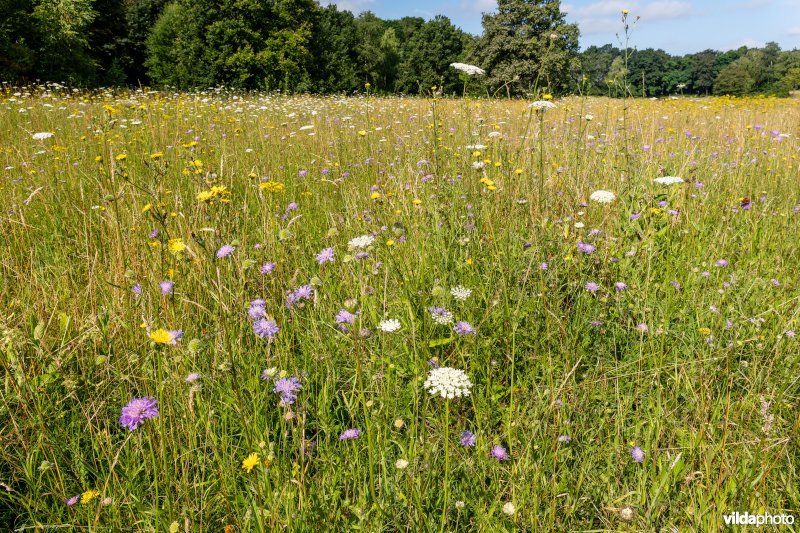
<box><xmin>115</xmin><ymin>154</ymin><xmax>127</xmax><ymax>161</ymax></box>
<box><xmin>259</xmin><ymin>181</ymin><xmax>285</xmax><ymax>193</ymax></box>
<box><xmin>168</xmin><ymin>238</ymin><xmax>186</xmax><ymax>254</ymax></box>
<box><xmin>370</xmin><ymin>191</ymin><xmax>381</xmax><ymax>200</ymax></box>
<box><xmin>81</xmin><ymin>489</ymin><xmax>100</xmax><ymax>504</ymax></box>
<box><xmin>196</xmin><ymin>190</ymin><xmax>214</xmax><ymax>202</ymax></box>
<box><xmin>149</xmin><ymin>329</ymin><xmax>175</xmax><ymax>345</ymax></box>
<box><xmin>141</xmin><ymin>203</ymin><xmax>152</xmax><ymax>213</ymax></box>
<box><xmin>150</xmin><ymin>152</ymin><xmax>163</xmax><ymax>159</ymax></box>
<box><xmin>242</xmin><ymin>452</ymin><xmax>260</xmax><ymax>473</ymax></box>
<box><xmin>357</xmin><ymin>130</ymin><xmax>367</xmax><ymax>136</ymax></box>
<box><xmin>413</xmin><ymin>199</ymin><xmax>422</xmax><ymax>205</ymax></box>
<box><xmin>386</xmin><ymin>239</ymin><xmax>395</xmax><ymax>246</ymax></box>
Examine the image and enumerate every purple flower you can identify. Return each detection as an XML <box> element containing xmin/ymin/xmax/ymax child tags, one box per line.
<box><xmin>149</xmin><ymin>228</ymin><xmax>159</xmax><ymax>239</ymax></box>
<box><xmin>540</xmin><ymin>262</ymin><xmax>548</xmax><ymax>271</ymax></box>
<box><xmin>614</xmin><ymin>282</ymin><xmax>627</xmax><ymax>292</ymax></box>
<box><xmin>557</xmin><ymin>435</ymin><xmax>571</xmax><ymax>443</ymax></box>
<box><xmin>631</xmin><ymin>446</ymin><xmax>645</xmax><ymax>463</ymax></box>
<box><xmin>453</xmin><ymin>321</ymin><xmax>476</xmax><ymax>336</ymax></box>
<box><xmin>119</xmin><ymin>396</ymin><xmax>159</xmax><ymax>431</ymax></box>
<box><xmin>261</xmin><ymin>262</ymin><xmax>276</xmax><ymax>275</ymax></box>
<box><xmin>169</xmin><ymin>330</ymin><xmax>184</xmax><ymax>344</ymax></box>
<box><xmin>335</xmin><ymin>309</ymin><xmax>356</xmax><ymax>325</ymax></box>
<box><xmin>701</xmin><ymin>271</ymin><xmax>711</xmax><ymax>278</ymax></box>
<box><xmin>253</xmin><ymin>318</ymin><xmax>279</xmax><ymax>339</ymax></box>
<box><xmin>131</xmin><ymin>283</ymin><xmax>142</xmax><ymax>297</ymax></box>
<box><xmin>159</xmin><ymin>280</ymin><xmax>174</xmax><ymax>295</ymax></box>
<box><xmin>630</xmin><ymin>212</ymin><xmax>641</xmax><ymax>221</ymax></box>
<box><xmin>585</xmin><ymin>282</ymin><xmax>599</xmax><ymax>293</ymax></box>
<box><xmin>274</xmin><ymin>377</ymin><xmax>301</xmax><ymax>405</ymax></box>
<box><xmin>670</xmin><ymin>280</ymin><xmax>681</xmax><ymax>289</ymax></box>
<box><xmin>577</xmin><ymin>242</ymin><xmax>596</xmax><ymax>254</ymax></box>
<box><xmin>339</xmin><ymin>428</ymin><xmax>361</xmax><ymax>440</ymax></box>
<box><xmin>590</xmin><ymin>320</ymin><xmax>603</xmax><ymax>327</ymax></box>
<box><xmin>355</xmin><ymin>251</ymin><xmax>369</xmax><ymax>261</ymax></box>
<box><xmin>636</xmin><ymin>323</ymin><xmax>649</xmax><ymax>333</ymax></box>
<box><xmin>287</xmin><ymin>284</ymin><xmax>313</xmax><ymax>307</ymax></box>
<box><xmin>216</xmin><ymin>244</ymin><xmax>235</xmax><ymax>258</ymax></box>
<box><xmin>65</xmin><ymin>495</ymin><xmax>80</xmax><ymax>507</ymax></box>
<box><xmin>786</xmin><ymin>330</ymin><xmax>796</xmax><ymax>338</ymax></box>
<box><xmin>716</xmin><ymin>259</ymin><xmax>728</xmax><ymax>267</ymax></box>
<box><xmin>460</xmin><ymin>431</ymin><xmax>476</xmax><ymax>447</ymax></box>
<box><xmin>286</xmin><ymin>202</ymin><xmax>298</xmax><ymax>211</ymax></box>
<box><xmin>248</xmin><ymin>301</ymin><xmax>266</xmax><ymax>321</ymax></box>
<box><xmin>316</xmin><ymin>247</ymin><xmax>334</xmax><ymax>265</ymax></box>
<box><xmin>490</xmin><ymin>445</ymin><xmax>510</xmax><ymax>461</ymax></box>
<box><xmin>184</xmin><ymin>372</ymin><xmax>201</xmax><ymax>383</ymax></box>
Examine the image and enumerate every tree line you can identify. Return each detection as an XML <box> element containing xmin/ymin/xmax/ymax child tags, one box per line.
<box><xmin>1</xmin><ymin>0</ymin><xmax>798</xmax><ymax>96</ymax></box>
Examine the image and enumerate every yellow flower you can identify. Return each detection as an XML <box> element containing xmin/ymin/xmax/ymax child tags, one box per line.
<box><xmin>259</xmin><ymin>181</ymin><xmax>285</xmax><ymax>193</ymax></box>
<box><xmin>81</xmin><ymin>490</ymin><xmax>100</xmax><ymax>504</ymax></box>
<box><xmin>698</xmin><ymin>327</ymin><xmax>711</xmax><ymax>336</ymax></box>
<box><xmin>95</xmin><ymin>155</ymin><xmax>103</xmax><ymax>162</ymax></box>
<box><xmin>386</xmin><ymin>239</ymin><xmax>395</xmax><ymax>246</ymax></box>
<box><xmin>168</xmin><ymin>238</ymin><xmax>186</xmax><ymax>253</ymax></box>
<box><xmin>357</xmin><ymin>130</ymin><xmax>367</xmax><ymax>136</ymax></box>
<box><xmin>150</xmin><ymin>152</ymin><xmax>163</xmax><ymax>159</ymax></box>
<box><xmin>242</xmin><ymin>452</ymin><xmax>260</xmax><ymax>473</ymax></box>
<box><xmin>115</xmin><ymin>154</ymin><xmax>127</xmax><ymax>161</ymax></box>
<box><xmin>370</xmin><ymin>191</ymin><xmax>381</xmax><ymax>200</ymax></box>
<box><xmin>141</xmin><ymin>203</ymin><xmax>152</xmax><ymax>213</ymax></box>
<box><xmin>149</xmin><ymin>329</ymin><xmax>175</xmax><ymax>345</ymax></box>
<box><xmin>196</xmin><ymin>190</ymin><xmax>214</xmax><ymax>202</ymax></box>
<box><xmin>413</xmin><ymin>199</ymin><xmax>422</xmax><ymax>205</ymax></box>
<box><xmin>543</xmin><ymin>93</ymin><xmax>553</xmax><ymax>100</ymax></box>
<box><xmin>169</xmin><ymin>522</ymin><xmax>180</xmax><ymax>533</ymax></box>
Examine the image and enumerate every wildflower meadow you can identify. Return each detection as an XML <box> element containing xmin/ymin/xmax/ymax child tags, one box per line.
<box><xmin>1</xmin><ymin>86</ymin><xmax>799</xmax><ymax>530</ymax></box>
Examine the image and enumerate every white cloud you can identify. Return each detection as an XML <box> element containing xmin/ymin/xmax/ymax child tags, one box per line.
<box><xmin>563</xmin><ymin>0</ymin><xmax>692</xmax><ymax>35</ymax></box>
<box><xmin>788</xmin><ymin>26</ymin><xmax>800</xmax><ymax>36</ymax></box>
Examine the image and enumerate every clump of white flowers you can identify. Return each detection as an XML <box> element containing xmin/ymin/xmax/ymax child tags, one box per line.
<box><xmin>653</xmin><ymin>176</ymin><xmax>684</xmax><ymax>186</ymax></box>
<box><xmin>529</xmin><ymin>100</ymin><xmax>557</xmax><ymax>111</ymax></box>
<box><xmin>348</xmin><ymin>234</ymin><xmax>375</xmax><ymax>249</ymax></box>
<box><xmin>502</xmin><ymin>502</ymin><xmax>516</xmax><ymax>516</ymax></box>
<box><xmin>589</xmin><ymin>190</ymin><xmax>616</xmax><ymax>203</ymax></box>
<box><xmin>424</xmin><ymin>367</ymin><xmax>472</xmax><ymax>399</ymax></box>
<box><xmin>378</xmin><ymin>319</ymin><xmax>401</xmax><ymax>333</ymax></box>
<box><xmin>450</xmin><ymin>286</ymin><xmax>472</xmax><ymax>301</ymax></box>
<box><xmin>32</xmin><ymin>132</ymin><xmax>54</xmax><ymax>140</ymax></box>
<box><xmin>449</xmin><ymin>63</ymin><xmax>485</xmax><ymax>76</ymax></box>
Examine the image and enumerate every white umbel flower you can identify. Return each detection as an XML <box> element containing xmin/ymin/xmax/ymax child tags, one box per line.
<box><xmin>348</xmin><ymin>234</ymin><xmax>375</xmax><ymax>249</ymax></box>
<box><xmin>450</xmin><ymin>286</ymin><xmax>472</xmax><ymax>301</ymax></box>
<box><xmin>653</xmin><ymin>176</ymin><xmax>684</xmax><ymax>186</ymax></box>
<box><xmin>465</xmin><ymin>144</ymin><xmax>487</xmax><ymax>150</ymax></box>
<box><xmin>424</xmin><ymin>367</ymin><xmax>472</xmax><ymax>399</ymax></box>
<box><xmin>450</xmin><ymin>63</ymin><xmax>485</xmax><ymax>76</ymax></box>
<box><xmin>472</xmin><ymin>161</ymin><xmax>485</xmax><ymax>170</ymax></box>
<box><xmin>502</xmin><ymin>502</ymin><xmax>516</xmax><ymax>516</ymax></box>
<box><xmin>32</xmin><ymin>132</ymin><xmax>54</xmax><ymax>140</ymax></box>
<box><xmin>589</xmin><ymin>190</ymin><xmax>616</xmax><ymax>203</ymax></box>
<box><xmin>395</xmin><ymin>458</ymin><xmax>409</xmax><ymax>470</ymax></box>
<box><xmin>378</xmin><ymin>319</ymin><xmax>401</xmax><ymax>333</ymax></box>
<box><xmin>529</xmin><ymin>101</ymin><xmax>557</xmax><ymax>111</ymax></box>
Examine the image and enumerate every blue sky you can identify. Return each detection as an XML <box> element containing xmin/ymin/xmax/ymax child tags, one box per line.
<box><xmin>324</xmin><ymin>0</ymin><xmax>800</xmax><ymax>55</ymax></box>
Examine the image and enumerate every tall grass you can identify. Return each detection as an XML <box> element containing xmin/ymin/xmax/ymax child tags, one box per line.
<box><xmin>0</xmin><ymin>86</ymin><xmax>798</xmax><ymax>531</ymax></box>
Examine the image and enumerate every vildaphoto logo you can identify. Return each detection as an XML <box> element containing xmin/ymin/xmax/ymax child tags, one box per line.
<box><xmin>723</xmin><ymin>512</ymin><xmax>795</xmax><ymax>526</ymax></box>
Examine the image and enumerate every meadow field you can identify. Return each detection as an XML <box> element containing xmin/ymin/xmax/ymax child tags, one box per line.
<box><xmin>0</xmin><ymin>86</ymin><xmax>798</xmax><ymax>531</ymax></box>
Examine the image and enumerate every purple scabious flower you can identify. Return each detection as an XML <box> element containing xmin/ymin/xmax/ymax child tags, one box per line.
<box><xmin>540</xmin><ymin>262</ymin><xmax>548</xmax><ymax>271</ymax></box>
<box><xmin>149</xmin><ymin>228</ymin><xmax>159</xmax><ymax>239</ymax></box>
<box><xmin>184</xmin><ymin>372</ymin><xmax>201</xmax><ymax>383</ymax></box>
<box><xmin>216</xmin><ymin>244</ymin><xmax>235</xmax><ymax>258</ymax></box>
<box><xmin>316</xmin><ymin>247</ymin><xmax>334</xmax><ymax>265</ymax></box>
<box><xmin>261</xmin><ymin>262</ymin><xmax>276</xmax><ymax>275</ymax></box>
<box><xmin>119</xmin><ymin>396</ymin><xmax>159</xmax><ymax>431</ymax></box>
<box><xmin>131</xmin><ymin>283</ymin><xmax>142</xmax><ymax>297</ymax></box>
<box><xmin>453</xmin><ymin>321</ymin><xmax>476</xmax><ymax>336</ymax></box>
<box><xmin>355</xmin><ymin>251</ymin><xmax>369</xmax><ymax>261</ymax></box>
<box><xmin>274</xmin><ymin>377</ymin><xmax>301</xmax><ymax>405</ymax></box>
<box><xmin>248</xmin><ymin>301</ymin><xmax>266</xmax><ymax>321</ymax></box>
<box><xmin>614</xmin><ymin>282</ymin><xmax>627</xmax><ymax>292</ymax></box>
<box><xmin>577</xmin><ymin>242</ymin><xmax>596</xmax><ymax>254</ymax></box>
<box><xmin>286</xmin><ymin>284</ymin><xmax>314</xmax><ymax>308</ymax></box>
<box><xmin>636</xmin><ymin>323</ymin><xmax>649</xmax><ymax>333</ymax></box>
<box><xmin>253</xmin><ymin>318</ymin><xmax>279</xmax><ymax>339</ymax></box>
<box><xmin>460</xmin><ymin>431</ymin><xmax>476</xmax><ymax>447</ymax></box>
<box><xmin>65</xmin><ymin>495</ymin><xmax>80</xmax><ymax>507</ymax></box>
<box><xmin>169</xmin><ymin>330</ymin><xmax>184</xmax><ymax>344</ymax></box>
<box><xmin>631</xmin><ymin>446</ymin><xmax>645</xmax><ymax>463</ymax></box>
<box><xmin>286</xmin><ymin>202</ymin><xmax>298</xmax><ymax>211</ymax></box>
<box><xmin>716</xmin><ymin>259</ymin><xmax>728</xmax><ymax>267</ymax></box>
<box><xmin>335</xmin><ymin>309</ymin><xmax>356</xmax><ymax>325</ymax></box>
<box><xmin>585</xmin><ymin>282</ymin><xmax>599</xmax><ymax>293</ymax></box>
<box><xmin>630</xmin><ymin>212</ymin><xmax>641</xmax><ymax>220</ymax></box>
<box><xmin>159</xmin><ymin>280</ymin><xmax>174</xmax><ymax>295</ymax></box>
<box><xmin>490</xmin><ymin>445</ymin><xmax>510</xmax><ymax>461</ymax></box>
<box><xmin>339</xmin><ymin>428</ymin><xmax>361</xmax><ymax>440</ymax></box>
<box><xmin>557</xmin><ymin>435</ymin><xmax>571</xmax><ymax>443</ymax></box>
